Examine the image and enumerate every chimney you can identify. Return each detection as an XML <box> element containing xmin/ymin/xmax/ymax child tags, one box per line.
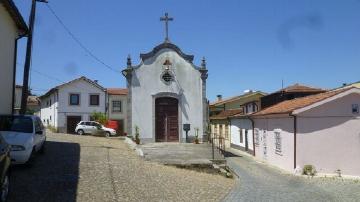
<box><xmin>342</xmin><ymin>83</ymin><xmax>347</xmax><ymax>87</ymax></box>
<box><xmin>217</xmin><ymin>95</ymin><xmax>222</xmax><ymax>101</ymax></box>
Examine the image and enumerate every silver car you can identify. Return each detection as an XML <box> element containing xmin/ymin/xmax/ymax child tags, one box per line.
<box><xmin>75</xmin><ymin>121</ymin><xmax>116</xmax><ymax>137</ymax></box>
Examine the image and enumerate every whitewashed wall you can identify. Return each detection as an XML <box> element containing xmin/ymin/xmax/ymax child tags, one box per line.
<box><xmin>131</xmin><ymin>49</ymin><xmax>203</xmax><ymax>142</ymax></box>
<box><xmin>0</xmin><ymin>5</ymin><xmax>17</xmax><ymax>114</ymax></box>
<box><xmin>40</xmin><ymin>92</ymin><xmax>58</xmax><ymax>127</ymax></box>
<box><xmin>230</xmin><ymin>118</ymin><xmax>253</xmax><ymax>152</ymax></box>
<box><xmin>254</xmin><ymin>116</ymin><xmax>295</xmax><ymax>172</ymax></box>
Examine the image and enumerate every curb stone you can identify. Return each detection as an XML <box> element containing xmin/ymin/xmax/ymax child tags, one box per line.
<box><xmin>124</xmin><ymin>137</ymin><xmax>144</xmax><ymax>157</ymax></box>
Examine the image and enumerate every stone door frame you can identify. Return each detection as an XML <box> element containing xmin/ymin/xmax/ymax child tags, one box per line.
<box><xmin>152</xmin><ymin>92</ymin><xmax>182</xmax><ymax>143</ymax></box>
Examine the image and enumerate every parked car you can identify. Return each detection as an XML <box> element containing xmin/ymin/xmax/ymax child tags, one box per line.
<box><xmin>0</xmin><ymin>135</ymin><xmax>11</xmax><ymax>202</ymax></box>
<box><xmin>75</xmin><ymin>121</ymin><xmax>116</xmax><ymax>137</ymax></box>
<box><xmin>0</xmin><ymin>115</ymin><xmax>46</xmax><ymax>165</ymax></box>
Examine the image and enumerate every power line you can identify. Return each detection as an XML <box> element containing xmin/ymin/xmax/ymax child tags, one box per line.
<box><xmin>45</xmin><ymin>4</ymin><xmax>121</xmax><ymax>74</ymax></box>
<box><xmin>17</xmin><ymin>62</ymin><xmax>66</xmax><ymax>84</ymax></box>
<box><xmin>31</xmin><ymin>68</ymin><xmax>66</xmax><ymax>84</ymax></box>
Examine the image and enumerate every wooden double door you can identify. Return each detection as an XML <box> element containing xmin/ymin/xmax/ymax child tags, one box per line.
<box><xmin>155</xmin><ymin>97</ymin><xmax>179</xmax><ymax>142</ymax></box>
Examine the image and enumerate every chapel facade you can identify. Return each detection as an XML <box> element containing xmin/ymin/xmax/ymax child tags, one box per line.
<box><xmin>122</xmin><ymin>25</ymin><xmax>208</xmax><ymax>142</ymax></box>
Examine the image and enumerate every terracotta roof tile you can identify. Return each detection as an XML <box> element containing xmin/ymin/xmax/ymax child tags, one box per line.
<box><xmin>210</xmin><ymin>91</ymin><xmax>267</xmax><ymax>106</ymax></box>
<box><xmin>107</xmin><ymin>88</ymin><xmax>128</xmax><ymax>95</ymax></box>
<box><xmin>275</xmin><ymin>83</ymin><xmax>326</xmax><ymax>93</ymax></box>
<box><xmin>253</xmin><ymin>88</ymin><xmax>350</xmax><ymax>116</ymax></box>
<box><xmin>210</xmin><ymin>109</ymin><xmax>243</xmax><ymax>120</ymax></box>
<box><xmin>27</xmin><ymin>96</ymin><xmax>40</xmax><ymax>106</ymax></box>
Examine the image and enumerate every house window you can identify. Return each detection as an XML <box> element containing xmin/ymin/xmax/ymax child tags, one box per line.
<box><xmin>70</xmin><ymin>94</ymin><xmax>80</xmax><ymax>105</ymax></box>
<box><xmin>274</xmin><ymin>129</ymin><xmax>282</xmax><ymax>154</ymax></box>
<box><xmin>254</xmin><ymin>129</ymin><xmax>259</xmax><ymax>146</ymax></box>
<box><xmin>253</xmin><ymin>103</ymin><xmax>258</xmax><ymax>113</ymax></box>
<box><xmin>90</xmin><ymin>94</ymin><xmax>99</xmax><ymax>106</ymax></box>
<box><xmin>352</xmin><ymin>104</ymin><xmax>359</xmax><ymax>114</ymax></box>
<box><xmin>49</xmin><ymin>99</ymin><xmax>52</xmax><ymax>106</ymax></box>
<box><xmin>112</xmin><ymin>101</ymin><xmax>122</xmax><ymax>112</ymax></box>
<box><xmin>239</xmin><ymin>129</ymin><xmax>243</xmax><ymax>143</ymax></box>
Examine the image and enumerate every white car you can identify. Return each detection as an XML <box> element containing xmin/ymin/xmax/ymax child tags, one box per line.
<box><xmin>75</xmin><ymin>121</ymin><xmax>116</xmax><ymax>137</ymax></box>
<box><xmin>0</xmin><ymin>115</ymin><xmax>46</xmax><ymax>165</ymax></box>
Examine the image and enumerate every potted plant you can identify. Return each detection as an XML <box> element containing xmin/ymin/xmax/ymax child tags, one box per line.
<box><xmin>134</xmin><ymin>126</ymin><xmax>140</xmax><ymax>144</ymax></box>
<box><xmin>194</xmin><ymin>127</ymin><xmax>200</xmax><ymax>144</ymax></box>
<box><xmin>302</xmin><ymin>165</ymin><xmax>316</xmax><ymax>177</ymax></box>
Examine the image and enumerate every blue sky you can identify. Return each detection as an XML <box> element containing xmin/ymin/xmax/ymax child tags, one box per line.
<box><xmin>14</xmin><ymin>0</ymin><xmax>360</xmax><ymax>101</ymax></box>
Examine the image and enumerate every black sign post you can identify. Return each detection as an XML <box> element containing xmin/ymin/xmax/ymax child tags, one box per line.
<box><xmin>183</xmin><ymin>124</ymin><xmax>190</xmax><ymax>143</ymax></box>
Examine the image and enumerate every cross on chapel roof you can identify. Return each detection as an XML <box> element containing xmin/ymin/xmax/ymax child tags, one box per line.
<box><xmin>160</xmin><ymin>13</ymin><xmax>173</xmax><ymax>42</ymax></box>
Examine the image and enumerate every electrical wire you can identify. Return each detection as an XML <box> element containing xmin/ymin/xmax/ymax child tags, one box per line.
<box><xmin>45</xmin><ymin>4</ymin><xmax>121</xmax><ymax>74</ymax></box>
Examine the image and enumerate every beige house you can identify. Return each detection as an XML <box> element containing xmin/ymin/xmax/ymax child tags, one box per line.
<box><xmin>14</xmin><ymin>85</ymin><xmax>40</xmax><ymax>114</ymax></box>
<box><xmin>0</xmin><ymin>0</ymin><xmax>27</xmax><ymax>114</ymax></box>
<box><xmin>252</xmin><ymin>87</ymin><xmax>360</xmax><ymax>176</ymax></box>
<box><xmin>106</xmin><ymin>88</ymin><xmax>128</xmax><ymax>135</ymax></box>
<box><xmin>209</xmin><ymin>91</ymin><xmax>266</xmax><ymax>148</ymax></box>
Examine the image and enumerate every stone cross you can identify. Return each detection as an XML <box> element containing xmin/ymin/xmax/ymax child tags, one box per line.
<box><xmin>160</xmin><ymin>13</ymin><xmax>173</xmax><ymax>42</ymax></box>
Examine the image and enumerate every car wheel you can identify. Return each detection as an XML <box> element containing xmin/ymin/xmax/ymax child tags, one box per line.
<box><xmin>105</xmin><ymin>132</ymin><xmax>110</xmax><ymax>138</ymax></box>
<box><xmin>77</xmin><ymin>130</ymin><xmax>84</xmax><ymax>136</ymax></box>
<box><xmin>25</xmin><ymin>148</ymin><xmax>36</xmax><ymax>167</ymax></box>
<box><xmin>39</xmin><ymin>142</ymin><xmax>45</xmax><ymax>154</ymax></box>
<box><xmin>0</xmin><ymin>172</ymin><xmax>9</xmax><ymax>202</ymax></box>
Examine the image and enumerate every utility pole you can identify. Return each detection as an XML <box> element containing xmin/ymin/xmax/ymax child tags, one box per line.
<box><xmin>20</xmin><ymin>0</ymin><xmax>48</xmax><ymax>115</ymax></box>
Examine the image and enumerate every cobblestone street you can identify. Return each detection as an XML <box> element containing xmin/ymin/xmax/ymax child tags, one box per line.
<box><xmin>8</xmin><ymin>133</ymin><xmax>234</xmax><ymax>202</ymax></box>
<box><xmin>224</xmin><ymin>155</ymin><xmax>360</xmax><ymax>202</ymax></box>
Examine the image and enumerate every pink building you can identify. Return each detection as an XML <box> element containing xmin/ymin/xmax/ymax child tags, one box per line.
<box><xmin>252</xmin><ymin>87</ymin><xmax>360</xmax><ymax>176</ymax></box>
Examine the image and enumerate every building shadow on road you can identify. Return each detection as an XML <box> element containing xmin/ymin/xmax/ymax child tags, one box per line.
<box><xmin>8</xmin><ymin>141</ymin><xmax>80</xmax><ymax>202</ymax></box>
<box><xmin>223</xmin><ymin>151</ymin><xmax>241</xmax><ymax>158</ymax></box>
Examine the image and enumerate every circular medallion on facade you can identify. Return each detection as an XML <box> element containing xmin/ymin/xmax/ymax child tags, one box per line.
<box><xmin>161</xmin><ymin>71</ymin><xmax>174</xmax><ymax>84</ymax></box>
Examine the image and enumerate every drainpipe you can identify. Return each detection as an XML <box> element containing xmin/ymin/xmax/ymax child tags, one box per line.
<box><xmin>290</xmin><ymin>114</ymin><xmax>297</xmax><ymax>169</ymax></box>
<box><xmin>248</xmin><ymin>116</ymin><xmax>255</xmax><ymax>156</ymax></box>
<box><xmin>11</xmin><ymin>36</ymin><xmax>23</xmax><ymax>114</ymax></box>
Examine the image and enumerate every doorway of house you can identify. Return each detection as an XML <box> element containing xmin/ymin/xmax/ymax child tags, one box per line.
<box><xmin>67</xmin><ymin>116</ymin><xmax>82</xmax><ymax>134</ymax></box>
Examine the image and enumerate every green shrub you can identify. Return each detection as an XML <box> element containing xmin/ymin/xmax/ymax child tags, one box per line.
<box><xmin>134</xmin><ymin>125</ymin><xmax>140</xmax><ymax>144</ymax></box>
<box><xmin>90</xmin><ymin>111</ymin><xmax>108</xmax><ymax>125</ymax></box>
<box><xmin>303</xmin><ymin>165</ymin><xmax>317</xmax><ymax>176</ymax></box>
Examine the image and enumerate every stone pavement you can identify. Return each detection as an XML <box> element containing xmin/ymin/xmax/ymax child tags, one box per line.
<box><xmin>223</xmin><ymin>153</ymin><xmax>360</xmax><ymax>202</ymax></box>
<box><xmin>9</xmin><ymin>133</ymin><xmax>234</xmax><ymax>202</ymax></box>
<box><xmin>140</xmin><ymin>142</ymin><xmax>224</xmax><ymax>165</ymax></box>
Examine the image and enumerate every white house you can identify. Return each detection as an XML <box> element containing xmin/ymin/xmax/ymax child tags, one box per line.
<box><xmin>39</xmin><ymin>76</ymin><xmax>106</xmax><ymax>133</ymax></box>
<box><xmin>122</xmin><ymin>41</ymin><xmax>208</xmax><ymax>143</ymax></box>
<box><xmin>252</xmin><ymin>87</ymin><xmax>360</xmax><ymax>176</ymax></box>
<box><xmin>106</xmin><ymin>88</ymin><xmax>128</xmax><ymax>135</ymax></box>
<box><xmin>0</xmin><ymin>0</ymin><xmax>27</xmax><ymax>114</ymax></box>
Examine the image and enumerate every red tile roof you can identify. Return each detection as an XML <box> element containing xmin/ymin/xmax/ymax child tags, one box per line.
<box><xmin>210</xmin><ymin>91</ymin><xmax>267</xmax><ymax>106</ymax></box>
<box><xmin>210</xmin><ymin>109</ymin><xmax>243</xmax><ymax>120</ymax></box>
<box><xmin>252</xmin><ymin>88</ymin><xmax>350</xmax><ymax>116</ymax></box>
<box><xmin>107</xmin><ymin>88</ymin><xmax>128</xmax><ymax>95</ymax></box>
<box><xmin>275</xmin><ymin>83</ymin><xmax>326</xmax><ymax>93</ymax></box>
